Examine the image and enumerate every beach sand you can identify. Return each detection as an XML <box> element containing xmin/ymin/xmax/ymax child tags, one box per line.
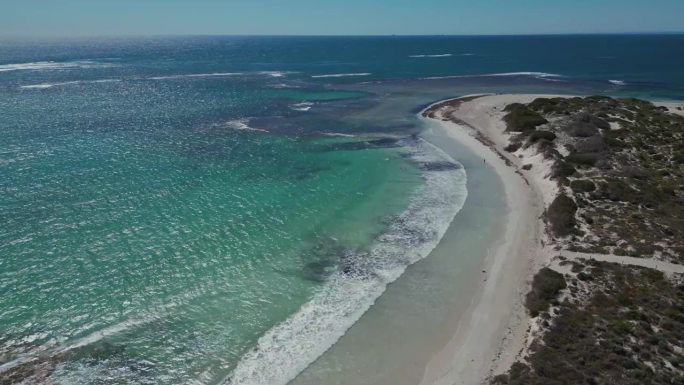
<box><xmin>418</xmin><ymin>94</ymin><xmax>564</xmax><ymax>385</ymax></box>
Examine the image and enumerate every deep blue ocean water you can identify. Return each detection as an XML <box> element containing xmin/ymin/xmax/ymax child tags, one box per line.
<box><xmin>0</xmin><ymin>35</ymin><xmax>682</xmax><ymax>384</ymax></box>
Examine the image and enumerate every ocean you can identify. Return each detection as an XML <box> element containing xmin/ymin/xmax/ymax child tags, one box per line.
<box><xmin>1</xmin><ymin>35</ymin><xmax>682</xmax><ymax>384</ymax></box>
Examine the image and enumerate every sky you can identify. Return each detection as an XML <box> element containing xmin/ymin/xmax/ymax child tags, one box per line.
<box><xmin>2</xmin><ymin>0</ymin><xmax>684</xmax><ymax>37</ymax></box>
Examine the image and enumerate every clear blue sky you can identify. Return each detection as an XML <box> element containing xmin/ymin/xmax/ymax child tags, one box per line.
<box><xmin>2</xmin><ymin>0</ymin><xmax>684</xmax><ymax>37</ymax></box>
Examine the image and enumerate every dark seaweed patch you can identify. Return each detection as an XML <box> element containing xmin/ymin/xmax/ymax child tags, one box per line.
<box><xmin>418</xmin><ymin>161</ymin><xmax>462</xmax><ymax>171</ymax></box>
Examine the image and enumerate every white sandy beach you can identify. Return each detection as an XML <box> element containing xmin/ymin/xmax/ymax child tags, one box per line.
<box><xmin>418</xmin><ymin>94</ymin><xmax>565</xmax><ymax>385</ymax></box>
<box><xmin>419</xmin><ymin>93</ymin><xmax>684</xmax><ymax>384</ymax></box>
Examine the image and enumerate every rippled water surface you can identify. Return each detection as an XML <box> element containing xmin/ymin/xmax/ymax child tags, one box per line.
<box><xmin>1</xmin><ymin>35</ymin><xmax>682</xmax><ymax>384</ymax></box>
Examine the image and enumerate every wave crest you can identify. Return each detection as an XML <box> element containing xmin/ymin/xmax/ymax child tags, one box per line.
<box><xmin>224</xmin><ymin>139</ymin><xmax>468</xmax><ymax>385</ymax></box>
<box><xmin>409</xmin><ymin>54</ymin><xmax>453</xmax><ymax>58</ymax></box>
<box><xmin>311</xmin><ymin>73</ymin><xmax>371</xmax><ymax>78</ymax></box>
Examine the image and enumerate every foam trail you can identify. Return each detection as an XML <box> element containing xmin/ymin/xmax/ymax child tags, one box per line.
<box><xmin>148</xmin><ymin>71</ymin><xmax>291</xmax><ymax>80</ymax></box>
<box><xmin>409</xmin><ymin>54</ymin><xmax>453</xmax><ymax>58</ymax></box>
<box><xmin>0</xmin><ymin>299</ymin><xmax>183</xmax><ymax>375</ymax></box>
<box><xmin>291</xmin><ymin>102</ymin><xmax>314</xmax><ymax>112</ymax></box>
<box><xmin>20</xmin><ymin>79</ymin><xmax>121</xmax><ymax>89</ymax></box>
<box><xmin>215</xmin><ymin>119</ymin><xmax>269</xmax><ymax>132</ymax></box>
<box><xmin>311</xmin><ymin>73</ymin><xmax>371</xmax><ymax>78</ymax></box>
<box><xmin>0</xmin><ymin>60</ymin><xmax>112</xmax><ymax>72</ymax></box>
<box><xmin>224</xmin><ymin>139</ymin><xmax>467</xmax><ymax>385</ymax></box>
<box><xmin>423</xmin><ymin>71</ymin><xmax>563</xmax><ymax>80</ymax></box>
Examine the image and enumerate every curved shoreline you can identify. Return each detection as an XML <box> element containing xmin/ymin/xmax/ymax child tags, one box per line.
<box><xmin>418</xmin><ymin>95</ymin><xmax>555</xmax><ymax>385</ymax></box>
<box><xmin>418</xmin><ymin>93</ymin><xmax>684</xmax><ymax>385</ymax></box>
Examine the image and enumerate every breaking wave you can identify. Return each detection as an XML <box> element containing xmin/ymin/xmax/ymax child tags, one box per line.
<box><xmin>290</xmin><ymin>102</ymin><xmax>314</xmax><ymax>112</ymax></box>
<box><xmin>19</xmin><ymin>79</ymin><xmax>121</xmax><ymax>89</ymax></box>
<box><xmin>423</xmin><ymin>71</ymin><xmax>563</xmax><ymax>81</ymax></box>
<box><xmin>0</xmin><ymin>60</ymin><xmax>114</xmax><ymax>72</ymax></box>
<box><xmin>215</xmin><ymin>119</ymin><xmax>269</xmax><ymax>133</ymax></box>
<box><xmin>148</xmin><ymin>71</ymin><xmax>291</xmax><ymax>80</ymax></box>
<box><xmin>223</xmin><ymin>139</ymin><xmax>468</xmax><ymax>385</ymax></box>
<box><xmin>311</xmin><ymin>73</ymin><xmax>371</xmax><ymax>78</ymax></box>
<box><xmin>409</xmin><ymin>54</ymin><xmax>453</xmax><ymax>58</ymax></box>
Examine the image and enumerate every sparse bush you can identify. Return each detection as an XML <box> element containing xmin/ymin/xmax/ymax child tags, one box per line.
<box><xmin>599</xmin><ymin>178</ymin><xmax>637</xmax><ymax>202</ymax></box>
<box><xmin>528</xmin><ymin>130</ymin><xmax>557</xmax><ymax>143</ymax></box>
<box><xmin>552</xmin><ymin>161</ymin><xmax>576</xmax><ymax>179</ymax></box>
<box><xmin>570</xmin><ymin>179</ymin><xmax>596</xmax><ymax>193</ymax></box>
<box><xmin>574</xmin><ymin>135</ymin><xmax>606</xmax><ymax>153</ymax></box>
<box><xmin>525</xmin><ymin>268</ymin><xmax>567</xmax><ymax>317</ymax></box>
<box><xmin>565</xmin><ymin>153</ymin><xmax>598</xmax><ymax>167</ymax></box>
<box><xmin>546</xmin><ymin>194</ymin><xmax>578</xmax><ymax>236</ymax></box>
<box><xmin>503</xmin><ymin>104</ymin><xmax>548</xmax><ymax>132</ymax></box>
<box><xmin>504</xmin><ymin>142</ymin><xmax>522</xmax><ymax>152</ymax></box>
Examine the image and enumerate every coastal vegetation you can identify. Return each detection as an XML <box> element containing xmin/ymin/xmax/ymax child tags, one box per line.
<box><xmin>493</xmin><ymin>260</ymin><xmax>684</xmax><ymax>385</ymax></box>
<box><xmin>504</xmin><ymin>96</ymin><xmax>684</xmax><ymax>263</ymax></box>
<box><xmin>525</xmin><ymin>267</ymin><xmax>566</xmax><ymax>317</ymax></box>
<box><xmin>493</xmin><ymin>95</ymin><xmax>684</xmax><ymax>385</ymax></box>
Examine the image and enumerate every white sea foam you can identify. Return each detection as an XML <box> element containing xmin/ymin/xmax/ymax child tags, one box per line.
<box><xmin>424</xmin><ymin>71</ymin><xmax>563</xmax><ymax>81</ymax></box>
<box><xmin>409</xmin><ymin>54</ymin><xmax>453</xmax><ymax>58</ymax></box>
<box><xmin>224</xmin><ymin>139</ymin><xmax>468</xmax><ymax>385</ymax></box>
<box><xmin>609</xmin><ymin>79</ymin><xmax>627</xmax><ymax>86</ymax></box>
<box><xmin>216</xmin><ymin>119</ymin><xmax>269</xmax><ymax>133</ymax></box>
<box><xmin>0</xmin><ymin>60</ymin><xmax>112</xmax><ymax>72</ymax></box>
<box><xmin>319</xmin><ymin>132</ymin><xmax>357</xmax><ymax>138</ymax></box>
<box><xmin>19</xmin><ymin>79</ymin><xmax>121</xmax><ymax>89</ymax></box>
<box><xmin>311</xmin><ymin>73</ymin><xmax>371</xmax><ymax>78</ymax></box>
<box><xmin>148</xmin><ymin>71</ymin><xmax>291</xmax><ymax>80</ymax></box>
<box><xmin>290</xmin><ymin>102</ymin><xmax>314</xmax><ymax>112</ymax></box>
<box><xmin>0</xmin><ymin>299</ymin><xmax>182</xmax><ymax>375</ymax></box>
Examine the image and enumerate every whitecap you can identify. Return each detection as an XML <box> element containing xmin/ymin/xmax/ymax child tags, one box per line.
<box><xmin>148</xmin><ymin>71</ymin><xmax>293</xmax><ymax>80</ymax></box>
<box><xmin>0</xmin><ymin>60</ymin><xmax>113</xmax><ymax>72</ymax></box>
<box><xmin>290</xmin><ymin>102</ymin><xmax>314</xmax><ymax>112</ymax></box>
<box><xmin>423</xmin><ymin>71</ymin><xmax>563</xmax><ymax>81</ymax></box>
<box><xmin>223</xmin><ymin>139</ymin><xmax>468</xmax><ymax>385</ymax></box>
<box><xmin>215</xmin><ymin>119</ymin><xmax>269</xmax><ymax>133</ymax></box>
<box><xmin>319</xmin><ymin>132</ymin><xmax>357</xmax><ymax>138</ymax></box>
<box><xmin>311</xmin><ymin>73</ymin><xmax>371</xmax><ymax>78</ymax></box>
<box><xmin>19</xmin><ymin>79</ymin><xmax>121</xmax><ymax>89</ymax></box>
<box><xmin>609</xmin><ymin>79</ymin><xmax>627</xmax><ymax>86</ymax></box>
<box><xmin>409</xmin><ymin>54</ymin><xmax>453</xmax><ymax>58</ymax></box>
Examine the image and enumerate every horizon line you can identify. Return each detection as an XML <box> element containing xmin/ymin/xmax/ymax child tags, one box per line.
<box><xmin>1</xmin><ymin>31</ymin><xmax>684</xmax><ymax>40</ymax></box>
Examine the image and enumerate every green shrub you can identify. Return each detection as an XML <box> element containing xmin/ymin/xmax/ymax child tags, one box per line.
<box><xmin>600</xmin><ymin>178</ymin><xmax>637</xmax><ymax>203</ymax></box>
<box><xmin>526</xmin><ymin>268</ymin><xmax>567</xmax><ymax>317</ymax></box>
<box><xmin>503</xmin><ymin>104</ymin><xmax>548</xmax><ymax>132</ymax></box>
<box><xmin>565</xmin><ymin>153</ymin><xmax>598</xmax><ymax>167</ymax></box>
<box><xmin>570</xmin><ymin>179</ymin><xmax>596</xmax><ymax>193</ymax></box>
<box><xmin>504</xmin><ymin>142</ymin><xmax>522</xmax><ymax>152</ymax></box>
<box><xmin>528</xmin><ymin>130</ymin><xmax>557</xmax><ymax>143</ymax></box>
<box><xmin>546</xmin><ymin>194</ymin><xmax>578</xmax><ymax>237</ymax></box>
<box><xmin>552</xmin><ymin>161</ymin><xmax>576</xmax><ymax>179</ymax></box>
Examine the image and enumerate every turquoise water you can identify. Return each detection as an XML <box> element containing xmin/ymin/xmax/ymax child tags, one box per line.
<box><xmin>1</xmin><ymin>35</ymin><xmax>683</xmax><ymax>384</ymax></box>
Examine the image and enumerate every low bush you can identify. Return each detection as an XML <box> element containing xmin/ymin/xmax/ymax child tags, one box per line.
<box><xmin>528</xmin><ymin>130</ymin><xmax>557</xmax><ymax>143</ymax></box>
<box><xmin>504</xmin><ymin>142</ymin><xmax>522</xmax><ymax>152</ymax></box>
<box><xmin>546</xmin><ymin>194</ymin><xmax>578</xmax><ymax>236</ymax></box>
<box><xmin>551</xmin><ymin>161</ymin><xmax>576</xmax><ymax>179</ymax></box>
<box><xmin>525</xmin><ymin>268</ymin><xmax>567</xmax><ymax>317</ymax></box>
<box><xmin>503</xmin><ymin>104</ymin><xmax>548</xmax><ymax>132</ymax></box>
<box><xmin>570</xmin><ymin>179</ymin><xmax>596</xmax><ymax>193</ymax></box>
<box><xmin>565</xmin><ymin>153</ymin><xmax>598</xmax><ymax>167</ymax></box>
<box><xmin>599</xmin><ymin>178</ymin><xmax>637</xmax><ymax>203</ymax></box>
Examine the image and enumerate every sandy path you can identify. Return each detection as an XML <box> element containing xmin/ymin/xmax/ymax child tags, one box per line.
<box><xmin>559</xmin><ymin>251</ymin><xmax>684</xmax><ymax>274</ymax></box>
